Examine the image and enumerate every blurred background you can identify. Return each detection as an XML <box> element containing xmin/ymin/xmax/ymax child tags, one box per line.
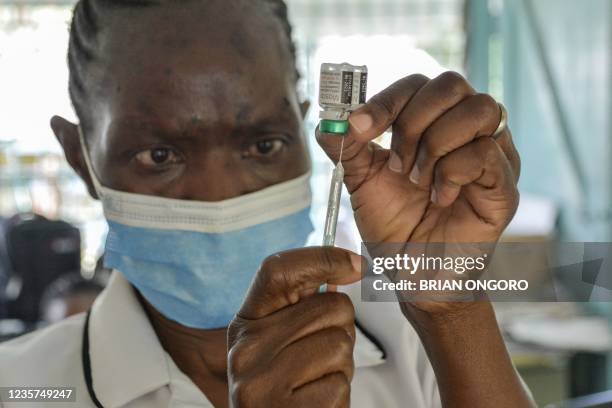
<box><xmin>0</xmin><ymin>0</ymin><xmax>610</xmax><ymax>406</ymax></box>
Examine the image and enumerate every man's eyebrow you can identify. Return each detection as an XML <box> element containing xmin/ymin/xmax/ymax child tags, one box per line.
<box><xmin>230</xmin><ymin>116</ymin><xmax>297</xmax><ymax>138</ymax></box>
<box><xmin>108</xmin><ymin>109</ymin><xmax>297</xmax><ymax>141</ymax></box>
<box><xmin>107</xmin><ymin>117</ymin><xmax>200</xmax><ymax>142</ymax></box>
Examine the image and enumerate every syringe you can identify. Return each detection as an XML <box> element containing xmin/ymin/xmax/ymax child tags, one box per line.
<box><xmin>319</xmin><ymin>139</ymin><xmax>345</xmax><ymax>293</ymax></box>
<box><xmin>317</xmin><ymin>62</ymin><xmax>367</xmax><ymax>291</ymax></box>
<box><xmin>322</xmin><ymin>161</ymin><xmax>345</xmax><ymax>247</ymax></box>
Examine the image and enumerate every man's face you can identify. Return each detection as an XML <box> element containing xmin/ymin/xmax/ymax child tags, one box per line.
<box><xmin>76</xmin><ymin>1</ymin><xmax>310</xmax><ymax>201</ymax></box>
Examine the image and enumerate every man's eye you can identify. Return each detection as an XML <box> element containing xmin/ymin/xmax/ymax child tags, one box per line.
<box><xmin>135</xmin><ymin>148</ymin><xmax>181</xmax><ymax>167</ymax></box>
<box><xmin>246</xmin><ymin>139</ymin><xmax>285</xmax><ymax>158</ymax></box>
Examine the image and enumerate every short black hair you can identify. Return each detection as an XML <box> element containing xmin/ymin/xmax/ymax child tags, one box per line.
<box><xmin>67</xmin><ymin>0</ymin><xmax>299</xmax><ymax>131</ymax></box>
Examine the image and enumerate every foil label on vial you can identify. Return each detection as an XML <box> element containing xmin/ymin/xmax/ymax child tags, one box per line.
<box><xmin>359</xmin><ymin>72</ymin><xmax>368</xmax><ymax>104</ymax></box>
<box><xmin>319</xmin><ymin>63</ymin><xmax>368</xmax><ymax>109</ymax></box>
<box><xmin>341</xmin><ymin>71</ymin><xmax>354</xmax><ymax>104</ymax></box>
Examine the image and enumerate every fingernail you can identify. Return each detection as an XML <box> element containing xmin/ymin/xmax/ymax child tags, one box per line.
<box><xmin>350</xmin><ymin>253</ymin><xmax>363</xmax><ymax>273</ymax></box>
<box><xmin>388</xmin><ymin>151</ymin><xmax>403</xmax><ymax>173</ymax></box>
<box><xmin>430</xmin><ymin>188</ymin><xmax>437</xmax><ymax>204</ymax></box>
<box><xmin>409</xmin><ymin>164</ymin><xmax>421</xmax><ymax>184</ymax></box>
<box><xmin>349</xmin><ymin>112</ymin><xmax>373</xmax><ymax>134</ymax></box>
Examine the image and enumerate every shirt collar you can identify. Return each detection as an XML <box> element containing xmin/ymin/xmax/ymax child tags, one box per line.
<box><xmin>88</xmin><ymin>271</ymin><xmax>171</xmax><ymax>407</ymax></box>
<box><xmin>87</xmin><ymin>271</ymin><xmax>385</xmax><ymax>407</ymax></box>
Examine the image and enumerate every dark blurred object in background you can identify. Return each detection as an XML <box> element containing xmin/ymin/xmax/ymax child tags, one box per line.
<box><xmin>1</xmin><ymin>213</ymin><xmax>80</xmax><ymax>324</ymax></box>
<box><xmin>0</xmin><ymin>216</ymin><xmax>8</xmax><ymax>319</ymax></box>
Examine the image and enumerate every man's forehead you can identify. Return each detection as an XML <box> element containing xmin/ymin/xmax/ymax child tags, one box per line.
<box><xmin>102</xmin><ymin>0</ymin><xmax>285</xmax><ymax>65</ymax></box>
<box><xmin>103</xmin><ymin>67</ymin><xmax>296</xmax><ymax>132</ymax></box>
<box><xmin>94</xmin><ymin>3</ymin><xmax>297</xmax><ymax>131</ymax></box>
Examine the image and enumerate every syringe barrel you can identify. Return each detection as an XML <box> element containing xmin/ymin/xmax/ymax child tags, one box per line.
<box><xmin>322</xmin><ymin>163</ymin><xmax>345</xmax><ymax>247</ymax></box>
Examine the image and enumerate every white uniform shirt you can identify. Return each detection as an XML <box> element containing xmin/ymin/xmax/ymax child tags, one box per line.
<box><xmin>0</xmin><ymin>271</ymin><xmax>441</xmax><ymax>408</ymax></box>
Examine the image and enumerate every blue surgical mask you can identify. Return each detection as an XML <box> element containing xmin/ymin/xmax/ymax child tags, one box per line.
<box><xmin>79</xmin><ymin>129</ymin><xmax>314</xmax><ymax>329</ymax></box>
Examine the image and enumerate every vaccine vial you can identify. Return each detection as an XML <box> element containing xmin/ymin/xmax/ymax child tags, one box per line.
<box><xmin>319</xmin><ymin>63</ymin><xmax>368</xmax><ymax>135</ymax></box>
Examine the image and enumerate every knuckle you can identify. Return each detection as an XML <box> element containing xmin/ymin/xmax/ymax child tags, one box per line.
<box><xmin>472</xmin><ymin>93</ymin><xmax>499</xmax><ymax>123</ymax></box>
<box><xmin>261</xmin><ymin>253</ymin><xmax>282</xmax><ymax>273</ymax></box>
<box><xmin>227</xmin><ymin>345</ymin><xmax>246</xmax><ymax>374</ymax></box>
<box><xmin>435</xmin><ymin>159</ymin><xmax>452</xmax><ymax>181</ymax></box>
<box><xmin>259</xmin><ymin>253</ymin><xmax>289</xmax><ymax>287</ymax></box>
<box><xmin>329</xmin><ymin>373</ymin><xmax>351</xmax><ymax>397</ymax></box>
<box><xmin>478</xmin><ymin>137</ymin><xmax>500</xmax><ymax>164</ymax></box>
<box><xmin>369</xmin><ymin>93</ymin><xmax>397</xmax><ymax>120</ymax></box>
<box><xmin>325</xmin><ymin>293</ymin><xmax>355</xmax><ymax>320</ymax></box>
<box><xmin>436</xmin><ymin>165</ymin><xmax>459</xmax><ymax>189</ymax></box>
<box><xmin>511</xmin><ymin>189</ymin><xmax>521</xmax><ymax>213</ymax></box>
<box><xmin>232</xmin><ymin>379</ymin><xmax>259</xmax><ymax>407</ymax></box>
<box><xmin>228</xmin><ymin>341</ymin><xmax>256</xmax><ymax>374</ymax></box>
<box><xmin>423</xmin><ymin>135</ymin><xmax>445</xmax><ymax>158</ymax></box>
<box><xmin>394</xmin><ymin>73</ymin><xmax>430</xmax><ymax>90</ymax></box>
<box><xmin>438</xmin><ymin>70</ymin><xmax>466</xmax><ymax>84</ymax></box>
<box><xmin>338</xmin><ymin>377</ymin><xmax>351</xmax><ymax>400</ymax></box>
<box><xmin>327</xmin><ymin>325</ymin><xmax>354</xmax><ymax>346</ymax></box>
<box><xmin>318</xmin><ymin>247</ymin><xmax>337</xmax><ymax>274</ymax></box>
<box><xmin>318</xmin><ymin>373</ymin><xmax>351</xmax><ymax>408</ymax></box>
<box><xmin>513</xmin><ymin>149</ymin><xmax>522</xmax><ymax>179</ymax></box>
<box><xmin>407</xmin><ymin>73</ymin><xmax>430</xmax><ymax>84</ymax></box>
<box><xmin>437</xmin><ymin>71</ymin><xmax>471</xmax><ymax>97</ymax></box>
<box><xmin>435</xmin><ymin>155</ymin><xmax>464</xmax><ymax>187</ymax></box>
<box><xmin>335</xmin><ymin>329</ymin><xmax>356</xmax><ymax>356</ymax></box>
<box><xmin>391</xmin><ymin>120</ymin><xmax>414</xmax><ymax>140</ymax></box>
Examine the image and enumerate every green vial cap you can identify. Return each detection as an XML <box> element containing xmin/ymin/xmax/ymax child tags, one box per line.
<box><xmin>320</xmin><ymin>119</ymin><xmax>349</xmax><ymax>135</ymax></box>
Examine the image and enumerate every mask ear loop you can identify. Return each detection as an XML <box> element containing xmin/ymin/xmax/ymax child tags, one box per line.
<box><xmin>77</xmin><ymin>125</ymin><xmax>104</xmax><ymax>197</ymax></box>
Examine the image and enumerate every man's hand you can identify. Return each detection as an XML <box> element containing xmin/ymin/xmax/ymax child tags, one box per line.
<box><xmin>317</xmin><ymin>71</ymin><xmax>520</xmax><ymax>316</ymax></box>
<box><xmin>227</xmin><ymin>247</ymin><xmax>362</xmax><ymax>408</ymax></box>
<box><xmin>318</xmin><ymin>71</ymin><xmax>520</xmax><ymax>246</ymax></box>
<box><xmin>317</xmin><ymin>72</ymin><xmax>534</xmax><ymax>408</ymax></box>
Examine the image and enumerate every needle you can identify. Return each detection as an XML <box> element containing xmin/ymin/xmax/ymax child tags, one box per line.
<box><xmin>338</xmin><ymin>135</ymin><xmax>345</xmax><ymax>163</ymax></box>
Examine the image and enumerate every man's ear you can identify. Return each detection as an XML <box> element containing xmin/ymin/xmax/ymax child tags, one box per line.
<box><xmin>300</xmin><ymin>100</ymin><xmax>311</xmax><ymax>119</ymax></box>
<box><xmin>50</xmin><ymin>115</ymin><xmax>99</xmax><ymax>199</ymax></box>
